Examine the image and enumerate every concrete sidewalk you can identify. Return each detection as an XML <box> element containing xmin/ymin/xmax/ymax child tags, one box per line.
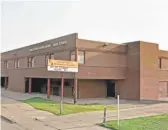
<box><xmin>1</xmin><ymin>96</ymin><xmax>168</xmax><ymax>130</ymax></box>
<box><xmin>37</xmin><ymin>103</ymin><xmax>168</xmax><ymax>129</ymax></box>
<box><xmin>1</xmin><ymin>88</ymin><xmax>168</xmax><ymax>130</ymax></box>
<box><xmin>1</xmin><ymin>96</ymin><xmax>109</xmax><ymax>130</ymax></box>
<box><xmin>1</xmin><ymin>88</ymin><xmax>159</xmax><ymax>109</ymax></box>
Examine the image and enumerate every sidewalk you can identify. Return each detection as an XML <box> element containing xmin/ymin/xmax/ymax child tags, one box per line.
<box><xmin>2</xmin><ymin>96</ymin><xmax>168</xmax><ymax>130</ymax></box>
<box><xmin>1</xmin><ymin>88</ymin><xmax>155</xmax><ymax>109</ymax></box>
<box><xmin>1</xmin><ymin>89</ymin><xmax>168</xmax><ymax>130</ymax></box>
<box><xmin>38</xmin><ymin>103</ymin><xmax>168</xmax><ymax>129</ymax></box>
<box><xmin>1</xmin><ymin>96</ymin><xmax>109</xmax><ymax>130</ymax></box>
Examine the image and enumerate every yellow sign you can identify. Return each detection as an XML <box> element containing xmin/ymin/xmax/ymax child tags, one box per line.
<box><xmin>48</xmin><ymin>59</ymin><xmax>78</xmax><ymax>67</ymax></box>
<box><xmin>47</xmin><ymin>59</ymin><xmax>78</xmax><ymax>72</ymax></box>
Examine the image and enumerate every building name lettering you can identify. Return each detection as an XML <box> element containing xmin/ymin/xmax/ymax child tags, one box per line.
<box><xmin>29</xmin><ymin>41</ymin><xmax>67</xmax><ymax>52</ymax></box>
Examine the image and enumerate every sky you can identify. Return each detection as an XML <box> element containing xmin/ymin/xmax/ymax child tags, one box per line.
<box><xmin>1</xmin><ymin>0</ymin><xmax>168</xmax><ymax>52</ymax></box>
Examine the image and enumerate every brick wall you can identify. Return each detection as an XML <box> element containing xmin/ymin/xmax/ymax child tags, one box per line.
<box><xmin>78</xmin><ymin>79</ymin><xmax>106</xmax><ymax>98</ymax></box>
<box><xmin>159</xmin><ymin>82</ymin><xmax>168</xmax><ymax>98</ymax></box>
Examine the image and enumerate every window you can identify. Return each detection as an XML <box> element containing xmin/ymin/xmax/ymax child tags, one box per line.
<box><xmin>28</xmin><ymin>57</ymin><xmax>34</xmax><ymax>68</ymax></box>
<box><xmin>71</xmin><ymin>51</ymin><xmax>75</xmax><ymax>61</ymax></box>
<box><xmin>159</xmin><ymin>58</ymin><xmax>162</xmax><ymax>69</ymax></box>
<box><xmin>64</xmin><ymin>80</ymin><xmax>71</xmax><ymax>88</ymax></box>
<box><xmin>4</xmin><ymin>61</ymin><xmax>8</xmax><ymax>69</ymax></box>
<box><xmin>14</xmin><ymin>59</ymin><xmax>19</xmax><ymax>68</ymax></box>
<box><xmin>46</xmin><ymin>54</ymin><xmax>54</xmax><ymax>65</ymax></box>
<box><xmin>71</xmin><ymin>51</ymin><xmax>85</xmax><ymax>64</ymax></box>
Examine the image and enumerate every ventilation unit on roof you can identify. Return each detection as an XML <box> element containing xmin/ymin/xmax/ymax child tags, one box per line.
<box><xmin>102</xmin><ymin>43</ymin><xmax>108</xmax><ymax>47</ymax></box>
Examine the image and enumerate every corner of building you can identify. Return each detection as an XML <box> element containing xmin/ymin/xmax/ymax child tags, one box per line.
<box><xmin>118</xmin><ymin>41</ymin><xmax>141</xmax><ymax>100</ymax></box>
<box><xmin>139</xmin><ymin>41</ymin><xmax>159</xmax><ymax>101</ymax></box>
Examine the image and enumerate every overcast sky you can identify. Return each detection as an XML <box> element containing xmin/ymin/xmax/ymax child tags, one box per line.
<box><xmin>1</xmin><ymin>0</ymin><xmax>168</xmax><ymax>52</ymax></box>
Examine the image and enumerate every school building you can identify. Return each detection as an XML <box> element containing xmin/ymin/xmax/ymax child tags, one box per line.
<box><xmin>1</xmin><ymin>33</ymin><xmax>168</xmax><ymax>101</ymax></box>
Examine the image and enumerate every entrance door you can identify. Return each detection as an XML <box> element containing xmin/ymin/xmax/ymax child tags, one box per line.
<box><xmin>1</xmin><ymin>77</ymin><xmax>8</xmax><ymax>89</ymax></box>
<box><xmin>1</xmin><ymin>77</ymin><xmax>5</xmax><ymax>87</ymax></box>
<box><xmin>106</xmin><ymin>80</ymin><xmax>115</xmax><ymax>97</ymax></box>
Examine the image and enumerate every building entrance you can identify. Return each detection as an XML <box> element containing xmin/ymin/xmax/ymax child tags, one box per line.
<box><xmin>106</xmin><ymin>80</ymin><xmax>115</xmax><ymax>97</ymax></box>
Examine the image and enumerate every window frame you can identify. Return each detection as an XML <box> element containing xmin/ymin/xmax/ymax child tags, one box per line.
<box><xmin>14</xmin><ymin>59</ymin><xmax>19</xmax><ymax>68</ymax></box>
<box><xmin>4</xmin><ymin>61</ymin><xmax>8</xmax><ymax>69</ymax></box>
<box><xmin>45</xmin><ymin>53</ymin><xmax>54</xmax><ymax>66</ymax></box>
<box><xmin>70</xmin><ymin>50</ymin><xmax>85</xmax><ymax>64</ymax></box>
<box><xmin>27</xmin><ymin>57</ymin><xmax>34</xmax><ymax>68</ymax></box>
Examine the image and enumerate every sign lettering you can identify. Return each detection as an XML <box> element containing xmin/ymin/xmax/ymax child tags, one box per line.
<box><xmin>29</xmin><ymin>40</ymin><xmax>67</xmax><ymax>52</ymax></box>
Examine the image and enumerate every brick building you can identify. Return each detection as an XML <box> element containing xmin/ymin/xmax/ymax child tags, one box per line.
<box><xmin>1</xmin><ymin>33</ymin><xmax>168</xmax><ymax>101</ymax></box>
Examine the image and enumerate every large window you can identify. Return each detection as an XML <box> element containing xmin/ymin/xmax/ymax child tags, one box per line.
<box><xmin>71</xmin><ymin>51</ymin><xmax>85</xmax><ymax>64</ymax></box>
<box><xmin>14</xmin><ymin>59</ymin><xmax>19</xmax><ymax>68</ymax></box>
<box><xmin>28</xmin><ymin>57</ymin><xmax>34</xmax><ymax>68</ymax></box>
<box><xmin>4</xmin><ymin>61</ymin><xmax>8</xmax><ymax>69</ymax></box>
<box><xmin>46</xmin><ymin>54</ymin><xmax>54</xmax><ymax>65</ymax></box>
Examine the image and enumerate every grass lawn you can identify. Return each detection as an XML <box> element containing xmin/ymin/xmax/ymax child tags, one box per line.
<box><xmin>23</xmin><ymin>97</ymin><xmax>116</xmax><ymax>115</ymax></box>
<box><xmin>100</xmin><ymin>114</ymin><xmax>168</xmax><ymax>130</ymax></box>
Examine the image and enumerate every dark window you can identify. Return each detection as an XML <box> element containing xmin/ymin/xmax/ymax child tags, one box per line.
<box><xmin>28</xmin><ymin>57</ymin><xmax>34</xmax><ymax>68</ymax></box>
<box><xmin>159</xmin><ymin>58</ymin><xmax>162</xmax><ymax>69</ymax></box>
<box><xmin>64</xmin><ymin>81</ymin><xmax>71</xmax><ymax>88</ymax></box>
<box><xmin>71</xmin><ymin>51</ymin><xmax>85</xmax><ymax>64</ymax></box>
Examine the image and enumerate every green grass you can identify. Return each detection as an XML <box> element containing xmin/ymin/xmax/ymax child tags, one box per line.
<box><xmin>100</xmin><ymin>114</ymin><xmax>168</xmax><ymax>130</ymax></box>
<box><xmin>23</xmin><ymin>97</ymin><xmax>116</xmax><ymax>115</ymax></box>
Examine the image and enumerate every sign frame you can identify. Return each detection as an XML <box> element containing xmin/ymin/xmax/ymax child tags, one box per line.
<box><xmin>47</xmin><ymin>59</ymin><xmax>78</xmax><ymax>73</ymax></box>
<box><xmin>47</xmin><ymin>59</ymin><xmax>78</xmax><ymax>114</ymax></box>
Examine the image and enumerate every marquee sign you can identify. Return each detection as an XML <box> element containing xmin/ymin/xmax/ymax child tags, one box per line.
<box><xmin>29</xmin><ymin>41</ymin><xmax>67</xmax><ymax>52</ymax></box>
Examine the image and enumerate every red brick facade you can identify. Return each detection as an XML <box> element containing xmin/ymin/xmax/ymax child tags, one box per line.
<box><xmin>1</xmin><ymin>33</ymin><xmax>168</xmax><ymax>101</ymax></box>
